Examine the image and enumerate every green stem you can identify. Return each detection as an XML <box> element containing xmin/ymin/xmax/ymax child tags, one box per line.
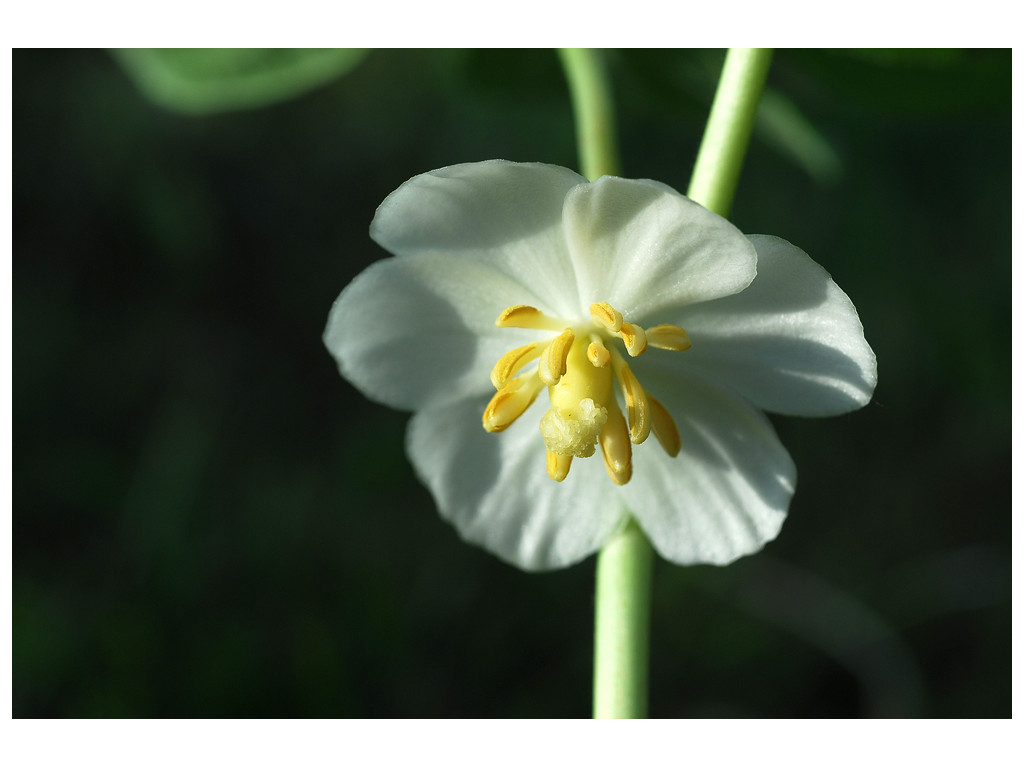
<box><xmin>558</xmin><ymin>48</ymin><xmax>620</xmax><ymax>180</ymax></box>
<box><xmin>687</xmin><ymin>48</ymin><xmax>773</xmax><ymax>217</ymax></box>
<box><xmin>562</xmin><ymin>48</ymin><xmax>772</xmax><ymax>720</ymax></box>
<box><xmin>559</xmin><ymin>46</ymin><xmax>650</xmax><ymax>720</ymax></box>
<box><xmin>592</xmin><ymin>518</ymin><xmax>653</xmax><ymax>718</ymax></box>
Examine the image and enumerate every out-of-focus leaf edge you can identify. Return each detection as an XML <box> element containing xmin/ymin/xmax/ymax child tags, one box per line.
<box><xmin>756</xmin><ymin>88</ymin><xmax>843</xmax><ymax>187</ymax></box>
<box><xmin>110</xmin><ymin>48</ymin><xmax>370</xmax><ymax>115</ymax></box>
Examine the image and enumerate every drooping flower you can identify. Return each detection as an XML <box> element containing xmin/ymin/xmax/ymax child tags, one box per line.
<box><xmin>324</xmin><ymin>160</ymin><xmax>876</xmax><ymax>571</ymax></box>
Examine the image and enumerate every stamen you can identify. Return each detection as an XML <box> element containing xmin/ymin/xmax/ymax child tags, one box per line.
<box><xmin>646</xmin><ymin>323</ymin><xmax>692</xmax><ymax>351</ymax></box>
<box><xmin>610</xmin><ymin>351</ymin><xmax>651</xmax><ymax>445</ymax></box>
<box><xmin>599</xmin><ymin>400</ymin><xmax>632</xmax><ymax>485</ymax></box>
<box><xmin>589</xmin><ymin>302</ymin><xmax>623</xmax><ymax>332</ymax></box>
<box><xmin>648</xmin><ymin>394</ymin><xmax>681</xmax><ymax>457</ymax></box>
<box><xmin>482</xmin><ymin>373</ymin><xmax>545</xmax><ymax>433</ymax></box>
<box><xmin>617</xmin><ymin>322</ymin><xmax>648</xmax><ymax>357</ymax></box>
<box><xmin>546</xmin><ymin>450</ymin><xmax>573</xmax><ymax>482</ymax></box>
<box><xmin>487</xmin><ymin>297</ymin><xmax>684</xmax><ymax>486</ymax></box>
<box><xmin>587</xmin><ymin>336</ymin><xmax>611</xmax><ymax>368</ymax></box>
<box><xmin>490</xmin><ymin>342</ymin><xmax>541</xmax><ymax>389</ymax></box>
<box><xmin>538</xmin><ymin>328</ymin><xmax>575</xmax><ymax>385</ymax></box>
<box><xmin>495</xmin><ymin>304</ymin><xmax>567</xmax><ymax>331</ymax></box>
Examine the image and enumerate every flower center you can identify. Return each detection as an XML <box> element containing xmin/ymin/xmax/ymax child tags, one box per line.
<box><xmin>482</xmin><ymin>302</ymin><xmax>692</xmax><ymax>484</ymax></box>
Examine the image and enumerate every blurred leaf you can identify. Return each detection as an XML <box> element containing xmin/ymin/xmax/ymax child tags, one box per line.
<box><xmin>111</xmin><ymin>48</ymin><xmax>368</xmax><ymax>114</ymax></box>
<box><xmin>733</xmin><ymin>557</ymin><xmax>926</xmax><ymax>717</ymax></box>
<box><xmin>845</xmin><ymin>48</ymin><xmax>964</xmax><ymax>66</ymax></box>
<box><xmin>756</xmin><ymin>88</ymin><xmax>843</xmax><ymax>186</ymax></box>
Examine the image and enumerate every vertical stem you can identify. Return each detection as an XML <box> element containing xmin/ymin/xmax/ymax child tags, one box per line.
<box><xmin>560</xmin><ymin>47</ymin><xmax>651</xmax><ymax>720</ymax></box>
<box><xmin>560</xmin><ymin>47</ymin><xmax>772</xmax><ymax>720</ymax></box>
<box><xmin>592</xmin><ymin>518</ymin><xmax>653</xmax><ymax>718</ymax></box>
<box><xmin>579</xmin><ymin>47</ymin><xmax>771</xmax><ymax>719</ymax></box>
<box><xmin>558</xmin><ymin>48</ymin><xmax>620</xmax><ymax>180</ymax></box>
<box><xmin>686</xmin><ymin>48</ymin><xmax>773</xmax><ymax>217</ymax></box>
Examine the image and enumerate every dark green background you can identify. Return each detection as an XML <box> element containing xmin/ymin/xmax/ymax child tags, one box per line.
<box><xmin>13</xmin><ymin>49</ymin><xmax>1010</xmax><ymax>717</ymax></box>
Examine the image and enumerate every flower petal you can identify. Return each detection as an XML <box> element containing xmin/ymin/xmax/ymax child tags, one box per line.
<box><xmin>370</xmin><ymin>160</ymin><xmax>588</xmax><ymax>317</ymax></box>
<box><xmin>670</xmin><ymin>235</ymin><xmax>877</xmax><ymax>416</ymax></box>
<box><xmin>560</xmin><ymin>177</ymin><xmax>757</xmax><ymax>319</ymax></box>
<box><xmin>324</xmin><ymin>250</ymin><xmax>550</xmax><ymax>411</ymax></box>
<box><xmin>621</xmin><ymin>373</ymin><xmax>794</xmax><ymax>566</ymax></box>
<box><xmin>407</xmin><ymin>393</ymin><xmax>628</xmax><ymax>571</ymax></box>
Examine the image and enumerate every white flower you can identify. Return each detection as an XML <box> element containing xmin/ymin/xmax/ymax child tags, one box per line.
<box><xmin>324</xmin><ymin>160</ymin><xmax>876</xmax><ymax>571</ymax></box>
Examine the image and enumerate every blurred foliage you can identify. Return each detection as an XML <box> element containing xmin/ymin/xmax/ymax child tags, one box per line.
<box><xmin>13</xmin><ymin>48</ymin><xmax>1010</xmax><ymax>718</ymax></box>
<box><xmin>112</xmin><ymin>48</ymin><xmax>368</xmax><ymax>114</ymax></box>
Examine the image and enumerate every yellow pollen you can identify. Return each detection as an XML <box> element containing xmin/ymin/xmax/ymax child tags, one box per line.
<box><xmin>538</xmin><ymin>328</ymin><xmax>575</xmax><ymax>385</ymax></box>
<box><xmin>646</xmin><ymin>324</ymin><xmax>692</xmax><ymax>351</ymax></box>
<box><xmin>599</xmin><ymin>400</ymin><xmax>632</xmax><ymax>485</ymax></box>
<box><xmin>590</xmin><ymin>302</ymin><xmax>623</xmax><ymax>332</ymax></box>
<box><xmin>495</xmin><ymin>304</ymin><xmax>568</xmax><ymax>331</ymax></box>
<box><xmin>490</xmin><ymin>342</ymin><xmax>541</xmax><ymax>389</ymax></box>
<box><xmin>482</xmin><ymin>373</ymin><xmax>545</xmax><ymax>433</ymax></box>
<box><xmin>484</xmin><ymin>300</ymin><xmax>692</xmax><ymax>482</ymax></box>
<box><xmin>546</xmin><ymin>450</ymin><xmax>573</xmax><ymax>482</ymax></box>
<box><xmin>648</xmin><ymin>394</ymin><xmax>682</xmax><ymax>457</ymax></box>
<box><xmin>617</xmin><ymin>322</ymin><xmax>648</xmax><ymax>357</ymax></box>
<box><xmin>610</xmin><ymin>350</ymin><xmax>651</xmax><ymax>444</ymax></box>
<box><xmin>587</xmin><ymin>336</ymin><xmax>611</xmax><ymax>368</ymax></box>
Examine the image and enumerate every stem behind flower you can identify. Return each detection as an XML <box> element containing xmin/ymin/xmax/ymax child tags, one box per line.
<box><xmin>687</xmin><ymin>48</ymin><xmax>773</xmax><ymax>217</ymax></box>
<box><xmin>560</xmin><ymin>47</ymin><xmax>772</xmax><ymax>720</ymax></box>
<box><xmin>559</xmin><ymin>48</ymin><xmax>620</xmax><ymax>181</ymax></box>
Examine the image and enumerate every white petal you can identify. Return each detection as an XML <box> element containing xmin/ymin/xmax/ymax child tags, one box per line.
<box><xmin>669</xmin><ymin>235</ymin><xmax>877</xmax><ymax>416</ymax></box>
<box><xmin>407</xmin><ymin>393</ymin><xmax>628</xmax><ymax>571</ymax></box>
<box><xmin>324</xmin><ymin>251</ymin><xmax>544</xmax><ymax>411</ymax></box>
<box><xmin>370</xmin><ymin>160</ymin><xmax>588</xmax><ymax>318</ymax></box>
<box><xmin>621</xmin><ymin>373</ymin><xmax>794</xmax><ymax>566</ymax></box>
<box><xmin>560</xmin><ymin>177</ymin><xmax>757</xmax><ymax>319</ymax></box>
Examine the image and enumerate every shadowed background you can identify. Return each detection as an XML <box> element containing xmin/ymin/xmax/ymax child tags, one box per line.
<box><xmin>13</xmin><ymin>48</ymin><xmax>1010</xmax><ymax>717</ymax></box>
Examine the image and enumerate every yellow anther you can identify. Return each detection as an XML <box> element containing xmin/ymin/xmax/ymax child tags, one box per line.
<box><xmin>646</xmin><ymin>324</ymin><xmax>692</xmax><ymax>352</ymax></box>
<box><xmin>482</xmin><ymin>374</ymin><xmax>544</xmax><ymax>433</ymax></box>
<box><xmin>538</xmin><ymin>328</ymin><xmax>575</xmax><ymax>385</ymax></box>
<box><xmin>486</xmin><ymin>297</ymin><xmax>685</xmax><ymax>486</ymax></box>
<box><xmin>546</xmin><ymin>450</ymin><xmax>573</xmax><ymax>482</ymax></box>
<box><xmin>648</xmin><ymin>394</ymin><xmax>681</xmax><ymax>457</ymax></box>
<box><xmin>610</xmin><ymin>351</ymin><xmax>651</xmax><ymax>445</ymax></box>
<box><xmin>617</xmin><ymin>322</ymin><xmax>648</xmax><ymax>357</ymax></box>
<box><xmin>599</xmin><ymin>401</ymin><xmax>632</xmax><ymax>485</ymax></box>
<box><xmin>587</xmin><ymin>337</ymin><xmax>611</xmax><ymax>368</ymax></box>
<box><xmin>495</xmin><ymin>304</ymin><xmax>567</xmax><ymax>331</ymax></box>
<box><xmin>490</xmin><ymin>342</ymin><xmax>541</xmax><ymax>389</ymax></box>
<box><xmin>589</xmin><ymin>302</ymin><xmax>623</xmax><ymax>332</ymax></box>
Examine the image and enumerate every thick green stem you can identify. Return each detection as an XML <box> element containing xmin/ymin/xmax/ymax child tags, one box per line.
<box><xmin>561</xmin><ymin>47</ymin><xmax>772</xmax><ymax>720</ymax></box>
<box><xmin>559</xmin><ymin>47</ymin><xmax>650</xmax><ymax>720</ymax></box>
<box><xmin>687</xmin><ymin>48</ymin><xmax>773</xmax><ymax>217</ymax></box>
<box><xmin>592</xmin><ymin>518</ymin><xmax>653</xmax><ymax>718</ymax></box>
<box><xmin>558</xmin><ymin>48</ymin><xmax>620</xmax><ymax>180</ymax></box>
